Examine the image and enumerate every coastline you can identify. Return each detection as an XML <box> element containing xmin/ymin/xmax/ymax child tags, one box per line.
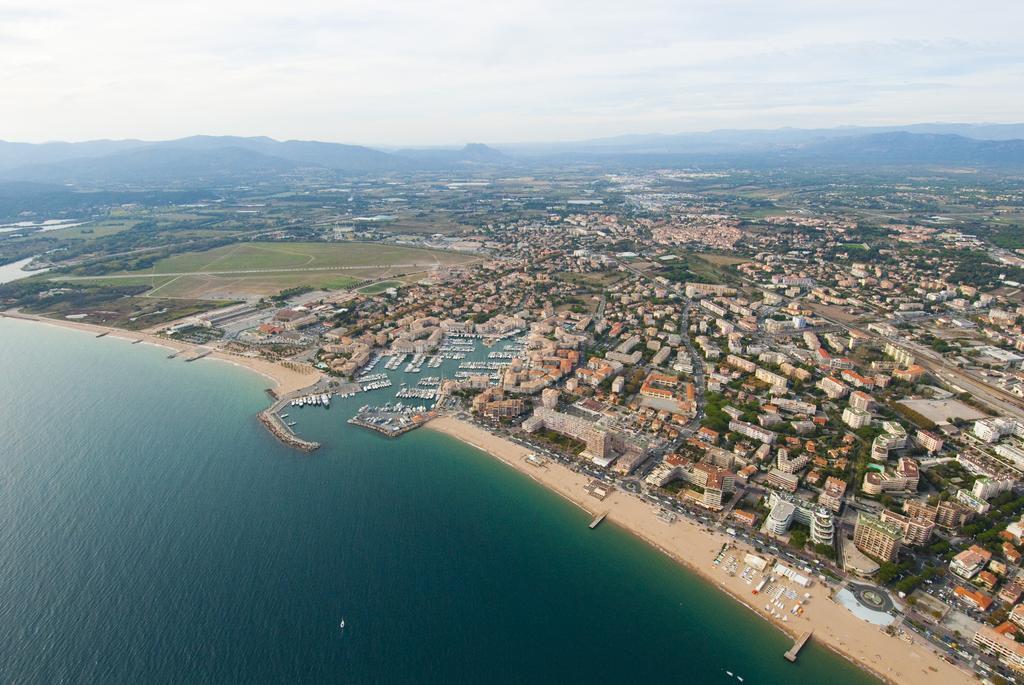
<box><xmin>0</xmin><ymin>311</ymin><xmax>321</xmax><ymax>396</ymax></box>
<box><xmin>426</xmin><ymin>415</ymin><xmax>972</xmax><ymax>685</ymax></box>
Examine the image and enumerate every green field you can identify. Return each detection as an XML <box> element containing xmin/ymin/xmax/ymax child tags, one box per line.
<box><xmin>134</xmin><ymin>242</ymin><xmax>475</xmax><ymax>275</ymax></box>
<box><xmin>358</xmin><ymin>280</ymin><xmax>403</xmax><ymax>294</ymax></box>
<box><xmin>67</xmin><ymin>241</ymin><xmax>479</xmax><ymax>298</ymax></box>
<box><xmin>46</xmin><ymin>220</ymin><xmax>138</xmax><ymax>241</ymax></box>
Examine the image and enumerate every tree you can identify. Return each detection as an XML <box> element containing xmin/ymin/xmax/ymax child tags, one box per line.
<box><xmin>813</xmin><ymin>543</ymin><xmax>835</xmax><ymax>559</ymax></box>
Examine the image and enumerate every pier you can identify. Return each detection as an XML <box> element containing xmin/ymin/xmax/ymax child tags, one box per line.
<box><xmin>784</xmin><ymin>631</ymin><xmax>812</xmax><ymax>662</ymax></box>
<box><xmin>184</xmin><ymin>348</ymin><xmax>212</xmax><ymax>362</ymax></box>
<box><xmin>589</xmin><ymin>512</ymin><xmax>608</xmax><ymax>529</ymax></box>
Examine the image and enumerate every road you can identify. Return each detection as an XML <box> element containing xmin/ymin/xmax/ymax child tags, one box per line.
<box><xmin>610</xmin><ymin>258</ymin><xmax>707</xmax><ymax>442</ymax></box>
<box><xmin>809</xmin><ymin>306</ymin><xmax>1024</xmax><ymax>421</ymax></box>
<box><xmin>893</xmin><ymin>337</ymin><xmax>1024</xmax><ymax>420</ymax></box>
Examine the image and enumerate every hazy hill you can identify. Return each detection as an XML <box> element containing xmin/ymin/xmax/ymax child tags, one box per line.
<box><xmin>507</xmin><ymin>123</ymin><xmax>1024</xmax><ymax>155</ymax></box>
<box><xmin>0</xmin><ymin>139</ymin><xmax>147</xmax><ymax>172</ymax></box>
<box><xmin>794</xmin><ymin>131</ymin><xmax>1024</xmax><ymax>166</ymax></box>
<box><xmin>0</xmin><ymin>137</ymin><xmax>515</xmax><ymax>186</ymax></box>
<box><xmin>394</xmin><ymin>143</ymin><xmax>511</xmax><ymax>164</ymax></box>
<box><xmin>1</xmin><ymin>146</ymin><xmax>299</xmax><ymax>186</ymax></box>
<box><xmin>2</xmin><ymin>125</ymin><xmax>1023</xmax><ymax>187</ymax></box>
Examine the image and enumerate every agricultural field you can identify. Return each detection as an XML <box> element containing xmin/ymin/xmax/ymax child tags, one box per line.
<box><xmin>694</xmin><ymin>253</ymin><xmax>750</xmax><ymax>266</ymax></box>
<box><xmin>63</xmin><ymin>241</ymin><xmax>479</xmax><ymax>299</ymax></box>
<box><xmin>44</xmin><ymin>219</ymin><xmax>139</xmax><ymax>241</ymax></box>
<box><xmin>553</xmin><ymin>271</ymin><xmax>627</xmax><ymax>289</ymax></box>
<box><xmin>651</xmin><ymin>252</ymin><xmax>744</xmax><ymax>285</ymax></box>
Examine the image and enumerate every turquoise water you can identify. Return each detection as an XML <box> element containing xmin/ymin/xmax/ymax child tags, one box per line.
<box><xmin>0</xmin><ymin>318</ymin><xmax>878</xmax><ymax>683</ymax></box>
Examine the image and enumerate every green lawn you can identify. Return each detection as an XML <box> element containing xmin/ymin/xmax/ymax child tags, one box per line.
<box><xmin>358</xmin><ymin>280</ymin><xmax>402</xmax><ymax>294</ymax></box>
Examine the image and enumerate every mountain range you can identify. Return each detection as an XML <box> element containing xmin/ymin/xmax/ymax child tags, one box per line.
<box><xmin>1</xmin><ymin>124</ymin><xmax>1023</xmax><ymax>187</ymax></box>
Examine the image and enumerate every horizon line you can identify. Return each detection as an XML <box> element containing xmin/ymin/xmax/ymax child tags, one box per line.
<box><xmin>4</xmin><ymin>120</ymin><xmax>1024</xmax><ymax>149</ymax></box>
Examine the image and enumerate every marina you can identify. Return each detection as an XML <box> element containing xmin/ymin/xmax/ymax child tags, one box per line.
<box><xmin>395</xmin><ymin>387</ymin><xmax>437</xmax><ymax>400</ymax></box>
<box><xmin>289</xmin><ymin>392</ymin><xmax>333</xmax><ymax>408</ymax></box>
<box><xmin>348</xmin><ymin>404</ymin><xmax>435</xmax><ymax>437</ymax></box>
<box><xmin>458</xmin><ymin>361</ymin><xmax>509</xmax><ymax>370</ymax></box>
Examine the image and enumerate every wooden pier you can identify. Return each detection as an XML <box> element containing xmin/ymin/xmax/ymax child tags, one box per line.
<box><xmin>589</xmin><ymin>512</ymin><xmax>608</xmax><ymax>529</ymax></box>
<box><xmin>784</xmin><ymin>631</ymin><xmax>812</xmax><ymax>662</ymax></box>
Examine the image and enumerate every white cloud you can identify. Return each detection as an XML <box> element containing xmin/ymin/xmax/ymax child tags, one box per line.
<box><xmin>1</xmin><ymin>0</ymin><xmax>1021</xmax><ymax>143</ymax></box>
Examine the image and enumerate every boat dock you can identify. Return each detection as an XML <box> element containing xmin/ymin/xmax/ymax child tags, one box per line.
<box><xmin>95</xmin><ymin>331</ymin><xmax>108</xmax><ymax>338</ymax></box>
<box><xmin>589</xmin><ymin>512</ymin><xmax>608</xmax><ymax>529</ymax></box>
<box><xmin>784</xmin><ymin>631</ymin><xmax>812</xmax><ymax>662</ymax></box>
<box><xmin>184</xmin><ymin>348</ymin><xmax>212</xmax><ymax>362</ymax></box>
<box><xmin>348</xmin><ymin>405</ymin><xmax>434</xmax><ymax>437</ymax></box>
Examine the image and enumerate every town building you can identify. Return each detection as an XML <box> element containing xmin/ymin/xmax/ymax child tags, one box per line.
<box><xmin>852</xmin><ymin>512</ymin><xmax>902</xmax><ymax>562</ymax></box>
<box><xmin>818</xmin><ymin>476</ymin><xmax>847</xmax><ymax>513</ymax></box>
<box><xmin>975</xmin><ymin>626</ymin><xmax>1024</xmax><ymax>672</ymax></box>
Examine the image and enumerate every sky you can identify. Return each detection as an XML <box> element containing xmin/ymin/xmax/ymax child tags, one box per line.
<box><xmin>2</xmin><ymin>0</ymin><xmax>1023</xmax><ymax>145</ymax></box>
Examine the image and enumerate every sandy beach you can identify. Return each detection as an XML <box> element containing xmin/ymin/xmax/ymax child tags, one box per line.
<box><xmin>426</xmin><ymin>415</ymin><xmax>972</xmax><ymax>685</ymax></box>
<box><xmin>1</xmin><ymin>311</ymin><xmax>321</xmax><ymax>396</ymax></box>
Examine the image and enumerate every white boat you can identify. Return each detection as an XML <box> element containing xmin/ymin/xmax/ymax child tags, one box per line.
<box><xmin>339</xmin><ymin>619</ymin><xmax>346</xmax><ymax>629</ymax></box>
<box><xmin>726</xmin><ymin>672</ymin><xmax>733</xmax><ymax>677</ymax></box>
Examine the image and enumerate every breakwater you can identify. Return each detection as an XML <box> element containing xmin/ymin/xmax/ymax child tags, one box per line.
<box><xmin>258</xmin><ymin>405</ymin><xmax>320</xmax><ymax>452</ymax></box>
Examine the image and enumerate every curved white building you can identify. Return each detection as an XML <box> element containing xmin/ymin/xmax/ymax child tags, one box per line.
<box><xmin>766</xmin><ymin>490</ymin><xmax>835</xmax><ymax>546</ymax></box>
